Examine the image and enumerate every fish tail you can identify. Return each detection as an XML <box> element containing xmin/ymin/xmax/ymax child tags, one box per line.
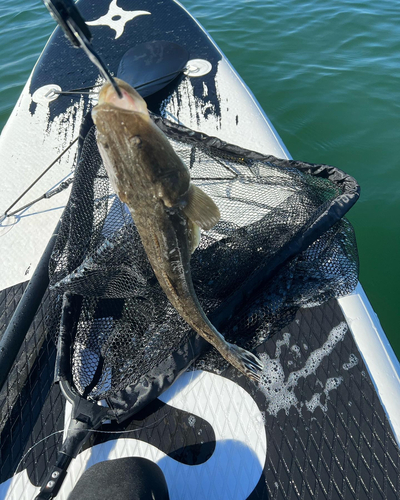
<box><xmin>189</xmin><ymin>318</ymin><xmax>264</xmax><ymax>383</ymax></box>
<box><xmin>217</xmin><ymin>339</ymin><xmax>264</xmax><ymax>383</ymax></box>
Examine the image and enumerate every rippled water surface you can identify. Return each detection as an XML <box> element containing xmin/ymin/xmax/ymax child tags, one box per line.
<box><xmin>0</xmin><ymin>0</ymin><xmax>399</xmax><ymax>356</ymax></box>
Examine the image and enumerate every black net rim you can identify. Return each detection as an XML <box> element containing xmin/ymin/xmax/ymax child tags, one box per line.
<box><xmin>47</xmin><ymin>111</ymin><xmax>360</xmax><ymax>412</ymax></box>
<box><xmin>150</xmin><ymin>113</ymin><xmax>360</xmax><ymax>325</ymax></box>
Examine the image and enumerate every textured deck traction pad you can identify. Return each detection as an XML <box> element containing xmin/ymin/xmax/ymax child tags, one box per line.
<box><xmin>1</xmin><ymin>296</ymin><xmax>400</xmax><ymax>499</ymax></box>
<box><xmin>251</xmin><ymin>299</ymin><xmax>400</xmax><ymax>499</ymax></box>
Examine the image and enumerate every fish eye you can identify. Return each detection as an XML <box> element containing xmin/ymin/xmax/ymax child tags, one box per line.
<box><xmin>130</xmin><ymin>135</ymin><xmax>142</xmax><ymax>148</ymax></box>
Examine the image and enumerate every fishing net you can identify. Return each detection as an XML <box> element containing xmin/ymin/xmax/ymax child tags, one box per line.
<box><xmin>46</xmin><ymin>114</ymin><xmax>359</xmax><ymax>408</ymax></box>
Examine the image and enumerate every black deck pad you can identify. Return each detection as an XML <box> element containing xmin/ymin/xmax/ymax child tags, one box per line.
<box><xmin>1</xmin><ymin>295</ymin><xmax>400</xmax><ymax>499</ymax></box>
<box><xmin>29</xmin><ymin>0</ymin><xmax>222</xmax><ymax>122</ymax></box>
<box><xmin>250</xmin><ymin>299</ymin><xmax>400</xmax><ymax>499</ymax></box>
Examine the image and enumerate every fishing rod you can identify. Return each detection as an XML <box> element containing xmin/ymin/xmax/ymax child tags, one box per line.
<box><xmin>43</xmin><ymin>0</ymin><xmax>123</xmax><ymax>98</ymax></box>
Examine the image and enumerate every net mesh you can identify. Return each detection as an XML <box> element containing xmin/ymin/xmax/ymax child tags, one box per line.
<box><xmin>46</xmin><ymin>117</ymin><xmax>359</xmax><ymax>400</ymax></box>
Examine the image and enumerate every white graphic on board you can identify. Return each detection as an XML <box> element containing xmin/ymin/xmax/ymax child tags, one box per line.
<box><xmin>87</xmin><ymin>0</ymin><xmax>150</xmax><ymax>39</ymax></box>
<box><xmin>0</xmin><ymin>371</ymin><xmax>266</xmax><ymax>500</ymax></box>
<box><xmin>258</xmin><ymin>322</ymin><xmax>358</xmax><ymax>416</ymax></box>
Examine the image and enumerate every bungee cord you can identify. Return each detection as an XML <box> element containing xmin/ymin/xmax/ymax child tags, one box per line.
<box><xmin>1</xmin><ymin>137</ymin><xmax>78</xmax><ymax>223</ymax></box>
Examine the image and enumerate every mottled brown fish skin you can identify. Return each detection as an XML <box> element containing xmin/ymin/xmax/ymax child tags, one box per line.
<box><xmin>92</xmin><ymin>79</ymin><xmax>263</xmax><ymax>381</ymax></box>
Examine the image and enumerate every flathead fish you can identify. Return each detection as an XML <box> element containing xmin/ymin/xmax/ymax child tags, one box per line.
<box><xmin>92</xmin><ymin>78</ymin><xmax>263</xmax><ymax>382</ymax></box>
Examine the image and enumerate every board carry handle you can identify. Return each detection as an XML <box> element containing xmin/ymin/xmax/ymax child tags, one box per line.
<box><xmin>43</xmin><ymin>0</ymin><xmax>123</xmax><ymax>98</ymax></box>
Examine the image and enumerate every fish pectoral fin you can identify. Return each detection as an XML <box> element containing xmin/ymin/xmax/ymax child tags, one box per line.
<box><xmin>182</xmin><ymin>184</ymin><xmax>220</xmax><ymax>231</ymax></box>
<box><xmin>187</xmin><ymin>219</ymin><xmax>201</xmax><ymax>254</ymax></box>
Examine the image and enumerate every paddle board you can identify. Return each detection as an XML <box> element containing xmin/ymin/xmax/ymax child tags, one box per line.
<box><xmin>0</xmin><ymin>1</ymin><xmax>399</xmax><ymax>499</ymax></box>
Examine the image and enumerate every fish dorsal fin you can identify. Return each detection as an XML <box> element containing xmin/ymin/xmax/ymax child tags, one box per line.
<box><xmin>182</xmin><ymin>184</ymin><xmax>220</xmax><ymax>230</ymax></box>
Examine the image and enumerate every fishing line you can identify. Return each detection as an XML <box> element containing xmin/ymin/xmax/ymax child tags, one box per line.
<box><xmin>15</xmin><ymin>411</ymin><xmax>170</xmax><ymax>474</ymax></box>
<box><xmin>15</xmin><ymin>336</ymin><xmax>198</xmax><ymax>476</ymax></box>
<box><xmin>15</xmin><ymin>430</ymin><xmax>64</xmax><ymax>473</ymax></box>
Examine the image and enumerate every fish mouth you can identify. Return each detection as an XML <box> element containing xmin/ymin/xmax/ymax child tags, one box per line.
<box><xmin>96</xmin><ymin>78</ymin><xmax>149</xmax><ymax>116</ymax></box>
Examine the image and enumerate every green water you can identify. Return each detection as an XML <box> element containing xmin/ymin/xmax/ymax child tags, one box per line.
<box><xmin>1</xmin><ymin>0</ymin><xmax>399</xmax><ymax>357</ymax></box>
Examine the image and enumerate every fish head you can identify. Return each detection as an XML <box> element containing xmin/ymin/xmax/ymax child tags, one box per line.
<box><xmin>92</xmin><ymin>78</ymin><xmax>190</xmax><ymax>206</ymax></box>
<box><xmin>92</xmin><ymin>78</ymin><xmax>151</xmax><ymax>147</ymax></box>
<box><xmin>96</xmin><ymin>78</ymin><xmax>149</xmax><ymax>115</ymax></box>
